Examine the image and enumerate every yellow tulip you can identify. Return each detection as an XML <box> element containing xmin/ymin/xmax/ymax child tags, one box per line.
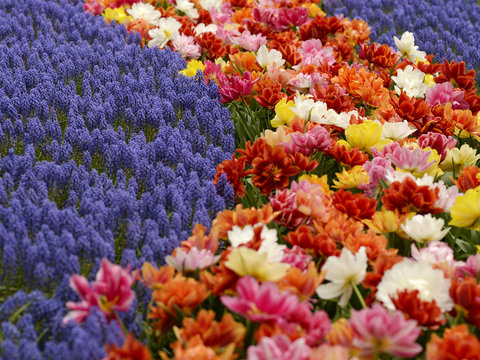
<box><xmin>271</xmin><ymin>98</ymin><xmax>296</xmax><ymax>128</ymax></box>
<box><xmin>179</xmin><ymin>60</ymin><xmax>206</xmax><ymax>78</ymax></box>
<box><xmin>102</xmin><ymin>7</ymin><xmax>132</xmax><ymax>25</ymax></box>
<box><xmin>225</xmin><ymin>247</ymin><xmax>289</xmax><ymax>282</ymax></box>
<box><xmin>449</xmin><ymin>188</ymin><xmax>480</xmax><ymax>230</ymax></box>
<box><xmin>339</xmin><ymin>120</ymin><xmax>392</xmax><ymax>153</ymax></box>
<box><xmin>333</xmin><ymin>166</ymin><xmax>369</xmax><ymax>189</ymax></box>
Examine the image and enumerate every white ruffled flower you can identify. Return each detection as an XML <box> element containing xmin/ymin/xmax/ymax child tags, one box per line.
<box><xmin>148</xmin><ymin>17</ymin><xmax>182</xmax><ymax>48</ymax></box>
<box><xmin>291</xmin><ymin>93</ymin><xmax>316</xmax><ymax>121</ymax></box>
<box><xmin>199</xmin><ymin>0</ymin><xmax>222</xmax><ymax>11</ymax></box>
<box><xmin>256</xmin><ymin>45</ymin><xmax>285</xmax><ymax>69</ymax></box>
<box><xmin>194</xmin><ymin>23</ymin><xmax>218</xmax><ymax>36</ymax></box>
<box><xmin>176</xmin><ymin>0</ymin><xmax>199</xmax><ymax>19</ymax></box>
<box><xmin>336</xmin><ymin>110</ymin><xmax>364</xmax><ymax>129</ymax></box>
<box><xmin>228</xmin><ymin>224</ymin><xmax>285</xmax><ymax>263</ymax></box>
<box><xmin>126</xmin><ymin>2</ymin><xmax>162</xmax><ymax>26</ymax></box>
<box><xmin>309</xmin><ymin>101</ymin><xmax>344</xmax><ymax>127</ymax></box>
<box><xmin>393</xmin><ymin>31</ymin><xmax>427</xmax><ymax>63</ymax></box>
<box><xmin>392</xmin><ymin>65</ymin><xmax>427</xmax><ymax>98</ymax></box>
<box><xmin>316</xmin><ymin>247</ymin><xmax>368</xmax><ymax>307</ymax></box>
<box><xmin>228</xmin><ymin>225</ymin><xmax>255</xmax><ymax>248</ymax></box>
<box><xmin>401</xmin><ymin>214</ymin><xmax>450</xmax><ymax>243</ymax></box>
<box><xmin>376</xmin><ymin>258</ymin><xmax>453</xmax><ymax>312</ymax></box>
<box><xmin>258</xmin><ymin>226</ymin><xmax>286</xmax><ymax>263</ymax></box>
<box><xmin>381</xmin><ymin>120</ymin><xmax>416</xmax><ymax>140</ymax></box>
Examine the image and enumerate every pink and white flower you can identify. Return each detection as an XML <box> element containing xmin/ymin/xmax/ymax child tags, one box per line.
<box><xmin>165</xmin><ymin>246</ymin><xmax>219</xmax><ymax>271</ymax></box>
<box><xmin>64</xmin><ymin>259</ymin><xmax>138</xmax><ymax>323</ymax></box>
<box><xmin>411</xmin><ymin>242</ymin><xmax>462</xmax><ymax>270</ymax></box>
<box><xmin>172</xmin><ymin>35</ymin><xmax>201</xmax><ymax>59</ymax></box>
<box><xmin>233</xmin><ymin>30</ymin><xmax>267</xmax><ymax>52</ymax></box>
<box><xmin>279</xmin><ymin>125</ymin><xmax>331</xmax><ymax>156</ymax></box>
<box><xmin>281</xmin><ymin>246</ymin><xmax>313</xmax><ymax>271</ymax></box>
<box><xmin>425</xmin><ymin>82</ymin><xmax>469</xmax><ymax>109</ymax></box>
<box><xmin>247</xmin><ymin>334</ymin><xmax>311</xmax><ymax>360</ymax></box>
<box><xmin>298</xmin><ymin>39</ymin><xmax>336</xmax><ymax>67</ymax></box>
<box><xmin>350</xmin><ymin>304</ymin><xmax>422</xmax><ymax>358</ymax></box>
<box><xmin>221</xmin><ymin>276</ymin><xmax>302</xmax><ymax>322</ymax></box>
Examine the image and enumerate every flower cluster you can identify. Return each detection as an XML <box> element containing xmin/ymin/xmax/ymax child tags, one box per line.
<box><xmin>0</xmin><ymin>0</ymin><xmax>233</xmax><ymax>357</ymax></box>
<box><xmin>3</xmin><ymin>0</ymin><xmax>480</xmax><ymax>357</ymax></box>
<box><xmin>73</xmin><ymin>0</ymin><xmax>480</xmax><ymax>358</ymax></box>
<box><xmin>325</xmin><ymin>0</ymin><xmax>480</xmax><ymax>86</ymax></box>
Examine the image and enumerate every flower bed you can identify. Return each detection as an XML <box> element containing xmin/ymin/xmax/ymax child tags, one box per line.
<box><xmin>2</xmin><ymin>0</ymin><xmax>480</xmax><ymax>359</ymax></box>
<box><xmin>324</xmin><ymin>0</ymin><xmax>480</xmax><ymax>86</ymax></box>
<box><xmin>0</xmin><ymin>0</ymin><xmax>233</xmax><ymax>357</ymax></box>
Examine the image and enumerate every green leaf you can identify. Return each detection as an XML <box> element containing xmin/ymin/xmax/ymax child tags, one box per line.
<box><xmin>456</xmin><ymin>238</ymin><xmax>475</xmax><ymax>254</ymax></box>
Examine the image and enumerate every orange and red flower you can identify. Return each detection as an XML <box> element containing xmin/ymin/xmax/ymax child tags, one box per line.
<box><xmin>381</xmin><ymin>177</ymin><xmax>442</xmax><ymax>215</ymax></box>
<box><xmin>149</xmin><ymin>274</ymin><xmax>210</xmax><ymax>331</ymax></box>
<box><xmin>214</xmin><ymin>155</ymin><xmax>246</xmax><ymax>198</ymax></box>
<box><xmin>435</xmin><ymin>60</ymin><xmax>476</xmax><ymax>91</ymax></box>
<box><xmin>453</xmin><ymin>165</ymin><xmax>480</xmax><ymax>192</ymax></box>
<box><xmin>175</xmin><ymin>310</ymin><xmax>245</xmax><ymax>351</ymax></box>
<box><xmin>104</xmin><ymin>333</ymin><xmax>152</xmax><ymax>360</ymax></box>
<box><xmin>392</xmin><ymin>289</ymin><xmax>445</xmax><ymax>329</ymax></box>
<box><xmin>332</xmin><ymin>188</ymin><xmax>377</xmax><ymax>220</ymax></box>
<box><xmin>327</xmin><ymin>143</ymin><xmax>369</xmax><ymax>168</ymax></box>
<box><xmin>450</xmin><ymin>276</ymin><xmax>480</xmax><ymax>328</ymax></box>
<box><xmin>245</xmin><ymin>144</ymin><xmax>301</xmax><ymax>195</ymax></box>
<box><xmin>426</xmin><ymin>325</ymin><xmax>480</xmax><ymax>360</ymax></box>
<box><xmin>360</xmin><ymin>42</ymin><xmax>398</xmax><ymax>69</ymax></box>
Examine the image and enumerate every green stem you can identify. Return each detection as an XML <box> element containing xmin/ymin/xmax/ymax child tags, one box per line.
<box><xmin>243</xmin><ymin>319</ymin><xmax>258</xmax><ymax>348</ymax></box>
<box><xmin>389</xmin><ymin>54</ymin><xmax>405</xmax><ymax>78</ymax></box>
<box><xmin>351</xmin><ymin>281</ymin><xmax>367</xmax><ymax>309</ymax></box>
<box><xmin>373</xmin><ymin>345</ymin><xmax>380</xmax><ymax>360</ymax></box>
<box><xmin>241</xmin><ymin>96</ymin><xmax>257</xmax><ymax>133</ymax></box>
<box><xmin>113</xmin><ymin>310</ymin><xmax>128</xmax><ymax>335</ymax></box>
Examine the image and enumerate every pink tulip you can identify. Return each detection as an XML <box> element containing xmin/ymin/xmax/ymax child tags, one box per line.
<box><xmin>280</xmin><ymin>125</ymin><xmax>331</xmax><ymax>156</ymax></box>
<box><xmin>350</xmin><ymin>304</ymin><xmax>422</xmax><ymax>358</ymax></box>
<box><xmin>418</xmin><ymin>132</ymin><xmax>457</xmax><ymax>162</ymax></box>
<box><xmin>281</xmin><ymin>246</ymin><xmax>312</xmax><ymax>271</ymax></box>
<box><xmin>455</xmin><ymin>254</ymin><xmax>480</xmax><ymax>279</ymax></box>
<box><xmin>64</xmin><ymin>259</ymin><xmax>138</xmax><ymax>323</ymax></box>
<box><xmin>217</xmin><ymin>71</ymin><xmax>257</xmax><ymax>103</ymax></box>
<box><xmin>221</xmin><ymin>276</ymin><xmax>301</xmax><ymax>322</ymax></box>
<box><xmin>298</xmin><ymin>39</ymin><xmax>336</xmax><ymax>67</ymax></box>
<box><xmin>383</xmin><ymin>143</ymin><xmax>436</xmax><ymax>174</ymax></box>
<box><xmin>247</xmin><ymin>334</ymin><xmax>311</xmax><ymax>360</ymax></box>
<box><xmin>63</xmin><ymin>275</ymin><xmax>100</xmax><ymax>324</ymax></box>
<box><xmin>234</xmin><ymin>30</ymin><xmax>267</xmax><ymax>52</ymax></box>
<box><xmin>93</xmin><ymin>259</ymin><xmax>139</xmax><ymax>314</ymax></box>
<box><xmin>425</xmin><ymin>82</ymin><xmax>469</xmax><ymax>109</ymax></box>
<box><xmin>165</xmin><ymin>247</ymin><xmax>219</xmax><ymax>272</ymax></box>
<box><xmin>270</xmin><ymin>187</ymin><xmax>309</xmax><ymax>229</ymax></box>
<box><xmin>278</xmin><ymin>303</ymin><xmax>332</xmax><ymax>346</ymax></box>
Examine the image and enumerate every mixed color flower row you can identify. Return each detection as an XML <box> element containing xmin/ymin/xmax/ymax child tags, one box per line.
<box><xmin>324</xmin><ymin>0</ymin><xmax>480</xmax><ymax>87</ymax></box>
<box><xmin>0</xmin><ymin>0</ymin><xmax>233</xmax><ymax>358</ymax></box>
<box><xmin>2</xmin><ymin>0</ymin><xmax>480</xmax><ymax>358</ymax></box>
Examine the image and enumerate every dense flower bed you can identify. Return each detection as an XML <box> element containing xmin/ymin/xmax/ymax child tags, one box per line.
<box><xmin>324</xmin><ymin>0</ymin><xmax>480</xmax><ymax>86</ymax></box>
<box><xmin>0</xmin><ymin>0</ymin><xmax>234</xmax><ymax>358</ymax></box>
<box><xmin>2</xmin><ymin>0</ymin><xmax>480</xmax><ymax>358</ymax></box>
